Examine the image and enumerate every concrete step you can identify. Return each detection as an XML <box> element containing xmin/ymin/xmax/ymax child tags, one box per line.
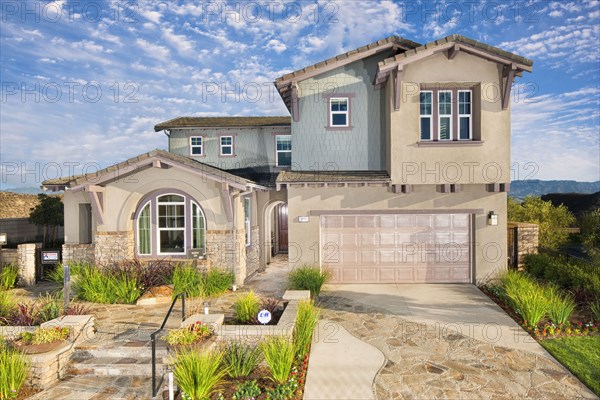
<box><xmin>74</xmin><ymin>341</ymin><xmax>169</xmax><ymax>359</ymax></box>
<box><xmin>66</xmin><ymin>354</ymin><xmax>168</xmax><ymax>377</ymax></box>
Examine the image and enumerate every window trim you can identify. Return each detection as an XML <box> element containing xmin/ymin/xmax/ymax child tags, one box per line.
<box><xmin>137</xmin><ymin>201</ymin><xmax>152</xmax><ymax>255</ymax></box>
<box><xmin>458</xmin><ymin>89</ymin><xmax>472</xmax><ymax>140</ymax></box>
<box><xmin>275</xmin><ymin>135</ymin><xmax>292</xmax><ymax>167</ymax></box>
<box><xmin>329</xmin><ymin>97</ymin><xmax>349</xmax><ymax>127</ymax></box>
<box><xmin>438</xmin><ymin>90</ymin><xmax>453</xmax><ymax>141</ymax></box>
<box><xmin>219</xmin><ymin>135</ymin><xmax>234</xmax><ymax>157</ymax></box>
<box><xmin>420</xmin><ymin>90</ymin><xmax>433</xmax><ymax>141</ymax></box>
<box><xmin>189</xmin><ymin>136</ymin><xmax>204</xmax><ymax>156</ymax></box>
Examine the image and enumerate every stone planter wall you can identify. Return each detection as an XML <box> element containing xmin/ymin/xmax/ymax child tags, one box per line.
<box><xmin>508</xmin><ymin>222</ymin><xmax>539</xmax><ymax>270</ymax></box>
<box><xmin>20</xmin><ymin>315</ymin><xmax>95</xmax><ymax>389</ymax></box>
<box><xmin>188</xmin><ymin>290</ymin><xmax>310</xmax><ymax>343</ymax></box>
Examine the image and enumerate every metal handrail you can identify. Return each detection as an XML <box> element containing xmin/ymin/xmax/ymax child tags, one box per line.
<box><xmin>150</xmin><ymin>292</ymin><xmax>186</xmax><ymax>398</ymax></box>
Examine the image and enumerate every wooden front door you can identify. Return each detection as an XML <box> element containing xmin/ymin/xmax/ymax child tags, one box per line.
<box><xmin>277</xmin><ymin>204</ymin><xmax>288</xmax><ymax>253</ymax></box>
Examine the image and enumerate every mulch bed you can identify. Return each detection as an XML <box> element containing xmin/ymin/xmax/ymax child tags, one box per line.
<box><xmin>223</xmin><ymin>302</ymin><xmax>288</xmax><ymax>326</ymax></box>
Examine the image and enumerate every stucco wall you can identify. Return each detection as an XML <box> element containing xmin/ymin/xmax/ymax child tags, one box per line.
<box><xmin>388</xmin><ymin>51</ymin><xmax>510</xmax><ymax>185</ymax></box>
<box><xmin>169</xmin><ymin>126</ymin><xmax>291</xmax><ymax>170</ymax></box>
<box><xmin>292</xmin><ymin>51</ymin><xmax>392</xmax><ymax>171</ymax></box>
<box><xmin>286</xmin><ymin>184</ymin><xmax>507</xmax><ymax>282</ymax></box>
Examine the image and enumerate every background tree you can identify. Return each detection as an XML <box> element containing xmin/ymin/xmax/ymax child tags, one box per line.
<box><xmin>508</xmin><ymin>196</ymin><xmax>576</xmax><ymax>250</ymax></box>
<box><xmin>29</xmin><ymin>194</ymin><xmax>64</xmax><ymax>247</ymax></box>
<box><xmin>579</xmin><ymin>209</ymin><xmax>600</xmax><ymax>258</ymax></box>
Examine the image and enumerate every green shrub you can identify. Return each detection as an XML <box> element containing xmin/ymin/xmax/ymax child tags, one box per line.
<box><xmin>111</xmin><ymin>273</ymin><xmax>141</xmax><ymax>304</ymax></box>
<box><xmin>20</xmin><ymin>326</ymin><xmax>69</xmax><ymax>345</ymax></box>
<box><xmin>37</xmin><ymin>292</ymin><xmax>63</xmax><ymax>322</ymax></box>
<box><xmin>162</xmin><ymin>322</ymin><xmax>211</xmax><ymax>345</ymax></box>
<box><xmin>47</xmin><ymin>262</ymin><xmax>87</xmax><ymax>284</ymax></box>
<box><xmin>590</xmin><ymin>302</ymin><xmax>600</xmax><ymax>322</ymax></box>
<box><xmin>0</xmin><ymin>340</ymin><xmax>29</xmax><ymax>399</ymax></box>
<box><xmin>288</xmin><ymin>265</ymin><xmax>330</xmax><ymax>298</ymax></box>
<box><xmin>173</xmin><ymin>264</ymin><xmax>202</xmax><ymax>298</ymax></box>
<box><xmin>502</xmin><ymin>271</ymin><xmax>548</xmax><ymax>327</ymax></box>
<box><xmin>232</xmin><ymin>380</ymin><xmax>261</xmax><ymax>400</ymax></box>
<box><xmin>74</xmin><ymin>266</ymin><xmax>141</xmax><ymax>304</ymax></box>
<box><xmin>171</xmin><ymin>349</ymin><xmax>227</xmax><ymax>400</ymax></box>
<box><xmin>0</xmin><ymin>265</ymin><xmax>19</xmax><ymax>290</ymax></box>
<box><xmin>201</xmin><ymin>269</ymin><xmax>233</xmax><ymax>297</ymax></box>
<box><xmin>260</xmin><ymin>335</ymin><xmax>295</xmax><ymax>385</ymax></box>
<box><xmin>546</xmin><ymin>286</ymin><xmax>576</xmax><ymax>325</ymax></box>
<box><xmin>234</xmin><ymin>291</ymin><xmax>261</xmax><ymax>324</ymax></box>
<box><xmin>293</xmin><ymin>300</ymin><xmax>319</xmax><ymax>357</ymax></box>
<box><xmin>222</xmin><ymin>341</ymin><xmax>262</xmax><ymax>379</ymax></box>
<box><xmin>0</xmin><ymin>291</ymin><xmax>16</xmax><ymax>322</ymax></box>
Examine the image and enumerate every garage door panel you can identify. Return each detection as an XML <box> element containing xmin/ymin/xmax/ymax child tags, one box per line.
<box><xmin>322</xmin><ymin>213</ymin><xmax>471</xmax><ymax>284</ymax></box>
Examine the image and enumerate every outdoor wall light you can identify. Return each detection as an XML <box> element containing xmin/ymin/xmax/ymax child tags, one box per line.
<box><xmin>488</xmin><ymin>211</ymin><xmax>498</xmax><ymax>226</ymax></box>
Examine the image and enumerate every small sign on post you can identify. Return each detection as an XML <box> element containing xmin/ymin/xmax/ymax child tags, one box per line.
<box><xmin>257</xmin><ymin>309</ymin><xmax>272</xmax><ymax>325</ymax></box>
<box><xmin>63</xmin><ymin>264</ymin><xmax>71</xmax><ymax>310</ymax></box>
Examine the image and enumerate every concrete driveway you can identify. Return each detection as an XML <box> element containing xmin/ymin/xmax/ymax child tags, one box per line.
<box><xmin>304</xmin><ymin>284</ymin><xmax>597</xmax><ymax>400</ymax></box>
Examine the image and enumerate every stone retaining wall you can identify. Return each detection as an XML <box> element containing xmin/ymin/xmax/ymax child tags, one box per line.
<box><xmin>508</xmin><ymin>222</ymin><xmax>539</xmax><ymax>270</ymax></box>
<box><xmin>62</xmin><ymin>243</ymin><xmax>95</xmax><ymax>264</ymax></box>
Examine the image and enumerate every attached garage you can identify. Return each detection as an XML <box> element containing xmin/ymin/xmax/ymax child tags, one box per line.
<box><xmin>321</xmin><ymin>213</ymin><xmax>472</xmax><ymax>284</ymax></box>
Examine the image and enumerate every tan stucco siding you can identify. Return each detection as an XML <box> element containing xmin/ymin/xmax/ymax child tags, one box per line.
<box><xmin>287</xmin><ymin>184</ymin><xmax>507</xmax><ymax>282</ymax></box>
<box><xmin>63</xmin><ymin>190</ymin><xmax>92</xmax><ymax>244</ymax></box>
<box><xmin>391</xmin><ymin>51</ymin><xmax>510</xmax><ymax>185</ymax></box>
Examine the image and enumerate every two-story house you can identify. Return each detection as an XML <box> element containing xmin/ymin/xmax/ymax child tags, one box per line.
<box><xmin>44</xmin><ymin>34</ymin><xmax>532</xmax><ymax>286</ymax></box>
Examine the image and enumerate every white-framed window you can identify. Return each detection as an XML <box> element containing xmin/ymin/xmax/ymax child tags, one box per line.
<box><xmin>420</xmin><ymin>91</ymin><xmax>433</xmax><ymax>141</ymax></box>
<box><xmin>329</xmin><ymin>97</ymin><xmax>349</xmax><ymax>127</ymax></box>
<box><xmin>438</xmin><ymin>90</ymin><xmax>452</xmax><ymax>141</ymax></box>
<box><xmin>190</xmin><ymin>136</ymin><xmax>203</xmax><ymax>155</ymax></box>
<box><xmin>137</xmin><ymin>201</ymin><xmax>151</xmax><ymax>255</ymax></box>
<box><xmin>244</xmin><ymin>197</ymin><xmax>251</xmax><ymax>246</ymax></box>
<box><xmin>276</xmin><ymin>135</ymin><xmax>292</xmax><ymax>167</ymax></box>
<box><xmin>157</xmin><ymin>194</ymin><xmax>186</xmax><ymax>255</ymax></box>
<box><xmin>135</xmin><ymin>192</ymin><xmax>206</xmax><ymax>257</ymax></box>
<box><xmin>220</xmin><ymin>136</ymin><xmax>233</xmax><ymax>156</ymax></box>
<box><xmin>458</xmin><ymin>90</ymin><xmax>472</xmax><ymax>140</ymax></box>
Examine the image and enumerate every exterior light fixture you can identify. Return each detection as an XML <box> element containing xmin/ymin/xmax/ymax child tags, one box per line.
<box><xmin>488</xmin><ymin>211</ymin><xmax>498</xmax><ymax>226</ymax></box>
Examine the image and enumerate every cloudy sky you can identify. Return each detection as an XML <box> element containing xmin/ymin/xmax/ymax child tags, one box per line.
<box><xmin>1</xmin><ymin>0</ymin><xmax>599</xmax><ymax>189</ymax></box>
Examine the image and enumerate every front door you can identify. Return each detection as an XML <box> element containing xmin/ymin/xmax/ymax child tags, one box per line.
<box><xmin>277</xmin><ymin>204</ymin><xmax>288</xmax><ymax>253</ymax></box>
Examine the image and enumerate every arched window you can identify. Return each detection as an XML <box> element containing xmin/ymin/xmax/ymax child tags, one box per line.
<box><xmin>135</xmin><ymin>191</ymin><xmax>206</xmax><ymax>257</ymax></box>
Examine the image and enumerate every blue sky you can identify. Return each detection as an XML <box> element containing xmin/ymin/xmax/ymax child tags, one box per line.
<box><xmin>1</xmin><ymin>0</ymin><xmax>599</xmax><ymax>189</ymax></box>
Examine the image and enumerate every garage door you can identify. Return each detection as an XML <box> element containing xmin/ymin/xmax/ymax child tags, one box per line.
<box><xmin>321</xmin><ymin>213</ymin><xmax>471</xmax><ymax>283</ymax></box>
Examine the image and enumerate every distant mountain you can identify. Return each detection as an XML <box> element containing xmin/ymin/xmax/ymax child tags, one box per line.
<box><xmin>0</xmin><ymin>187</ymin><xmax>45</xmax><ymax>194</ymax></box>
<box><xmin>509</xmin><ymin>180</ymin><xmax>600</xmax><ymax>199</ymax></box>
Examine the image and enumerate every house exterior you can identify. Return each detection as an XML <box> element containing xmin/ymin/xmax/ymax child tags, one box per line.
<box><xmin>43</xmin><ymin>34</ymin><xmax>532</xmax><ymax>286</ymax></box>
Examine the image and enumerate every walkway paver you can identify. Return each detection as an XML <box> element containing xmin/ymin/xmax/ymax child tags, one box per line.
<box><xmin>310</xmin><ymin>286</ymin><xmax>598</xmax><ymax>400</ymax></box>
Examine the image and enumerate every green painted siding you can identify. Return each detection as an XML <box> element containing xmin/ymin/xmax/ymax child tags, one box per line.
<box><xmin>169</xmin><ymin>126</ymin><xmax>291</xmax><ymax>169</ymax></box>
<box><xmin>292</xmin><ymin>53</ymin><xmax>390</xmax><ymax>171</ymax></box>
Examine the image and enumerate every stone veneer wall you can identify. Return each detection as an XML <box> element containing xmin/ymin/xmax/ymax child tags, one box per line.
<box><xmin>244</xmin><ymin>226</ymin><xmax>260</xmax><ymax>280</ymax></box>
<box><xmin>0</xmin><ymin>248</ymin><xmax>19</xmax><ymax>265</ymax></box>
<box><xmin>62</xmin><ymin>243</ymin><xmax>95</xmax><ymax>264</ymax></box>
<box><xmin>17</xmin><ymin>243</ymin><xmax>40</xmax><ymax>285</ymax></box>
<box><xmin>508</xmin><ymin>222</ymin><xmax>539</xmax><ymax>270</ymax></box>
<box><xmin>94</xmin><ymin>231</ymin><xmax>134</xmax><ymax>265</ymax></box>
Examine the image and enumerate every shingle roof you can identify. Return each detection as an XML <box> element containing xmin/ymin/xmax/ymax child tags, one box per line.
<box><xmin>379</xmin><ymin>34</ymin><xmax>533</xmax><ymax>70</ymax></box>
<box><xmin>154</xmin><ymin>116</ymin><xmax>291</xmax><ymax>132</ymax></box>
<box><xmin>277</xmin><ymin>170</ymin><xmax>391</xmax><ymax>183</ymax></box>
<box><xmin>42</xmin><ymin>149</ymin><xmax>258</xmax><ymax>189</ymax></box>
<box><xmin>274</xmin><ymin>36</ymin><xmax>421</xmax><ymax>85</ymax></box>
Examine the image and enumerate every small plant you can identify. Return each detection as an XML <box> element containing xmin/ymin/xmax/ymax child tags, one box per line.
<box><xmin>111</xmin><ymin>272</ymin><xmax>141</xmax><ymax>304</ymax></box>
<box><xmin>222</xmin><ymin>341</ymin><xmax>262</xmax><ymax>379</ymax></box>
<box><xmin>37</xmin><ymin>292</ymin><xmax>64</xmax><ymax>322</ymax></box>
<box><xmin>232</xmin><ymin>379</ymin><xmax>261</xmax><ymax>400</ymax></box>
<box><xmin>0</xmin><ymin>291</ymin><xmax>16</xmax><ymax>323</ymax></box>
<box><xmin>201</xmin><ymin>269</ymin><xmax>234</xmax><ymax>297</ymax></box>
<box><xmin>546</xmin><ymin>286</ymin><xmax>576</xmax><ymax>325</ymax></box>
<box><xmin>288</xmin><ymin>265</ymin><xmax>330</xmax><ymax>298</ymax></box>
<box><xmin>74</xmin><ymin>265</ymin><xmax>141</xmax><ymax>304</ymax></box>
<box><xmin>173</xmin><ymin>264</ymin><xmax>202</xmax><ymax>298</ymax></box>
<box><xmin>6</xmin><ymin>303</ymin><xmax>39</xmax><ymax>326</ymax></box>
<box><xmin>501</xmin><ymin>271</ymin><xmax>548</xmax><ymax>328</ymax></box>
<box><xmin>0</xmin><ymin>339</ymin><xmax>29</xmax><ymax>399</ymax></box>
<box><xmin>264</xmin><ymin>374</ymin><xmax>299</xmax><ymax>400</ymax></box>
<box><xmin>162</xmin><ymin>321</ymin><xmax>211</xmax><ymax>346</ymax></box>
<box><xmin>64</xmin><ymin>302</ymin><xmax>91</xmax><ymax>315</ymax></box>
<box><xmin>171</xmin><ymin>349</ymin><xmax>228</xmax><ymax>400</ymax></box>
<box><xmin>0</xmin><ymin>264</ymin><xmax>19</xmax><ymax>290</ymax></box>
<box><xmin>261</xmin><ymin>335</ymin><xmax>295</xmax><ymax>385</ymax></box>
<box><xmin>293</xmin><ymin>300</ymin><xmax>319</xmax><ymax>357</ymax></box>
<box><xmin>234</xmin><ymin>291</ymin><xmax>261</xmax><ymax>324</ymax></box>
<box><xmin>20</xmin><ymin>326</ymin><xmax>69</xmax><ymax>345</ymax></box>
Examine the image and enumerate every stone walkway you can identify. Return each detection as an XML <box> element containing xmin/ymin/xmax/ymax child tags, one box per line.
<box><xmin>317</xmin><ymin>291</ymin><xmax>598</xmax><ymax>400</ymax></box>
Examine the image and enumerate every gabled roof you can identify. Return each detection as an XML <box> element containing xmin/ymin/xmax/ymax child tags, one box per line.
<box><xmin>377</xmin><ymin>34</ymin><xmax>533</xmax><ymax>79</ymax></box>
<box><xmin>274</xmin><ymin>36</ymin><xmax>421</xmax><ymax>111</ymax></box>
<box><xmin>154</xmin><ymin>116</ymin><xmax>291</xmax><ymax>132</ymax></box>
<box><xmin>42</xmin><ymin>149</ymin><xmax>265</xmax><ymax>191</ymax></box>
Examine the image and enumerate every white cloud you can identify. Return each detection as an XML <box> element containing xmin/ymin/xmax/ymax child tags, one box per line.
<box><xmin>162</xmin><ymin>27</ymin><xmax>195</xmax><ymax>55</ymax></box>
<box><xmin>135</xmin><ymin>38</ymin><xmax>170</xmax><ymax>59</ymax></box>
<box><xmin>265</xmin><ymin>39</ymin><xmax>287</xmax><ymax>54</ymax></box>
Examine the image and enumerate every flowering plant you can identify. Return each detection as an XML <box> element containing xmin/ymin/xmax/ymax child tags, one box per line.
<box><xmin>162</xmin><ymin>321</ymin><xmax>211</xmax><ymax>345</ymax></box>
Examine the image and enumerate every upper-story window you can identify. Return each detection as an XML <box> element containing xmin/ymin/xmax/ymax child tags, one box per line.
<box><xmin>419</xmin><ymin>88</ymin><xmax>474</xmax><ymax>142</ymax></box>
<box><xmin>220</xmin><ymin>136</ymin><xmax>233</xmax><ymax>156</ymax></box>
<box><xmin>276</xmin><ymin>135</ymin><xmax>292</xmax><ymax>167</ymax></box>
<box><xmin>420</xmin><ymin>91</ymin><xmax>432</xmax><ymax>141</ymax></box>
<box><xmin>458</xmin><ymin>90</ymin><xmax>472</xmax><ymax>140</ymax></box>
<box><xmin>190</xmin><ymin>136</ymin><xmax>203</xmax><ymax>155</ymax></box>
<box><xmin>329</xmin><ymin>97</ymin><xmax>349</xmax><ymax>127</ymax></box>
